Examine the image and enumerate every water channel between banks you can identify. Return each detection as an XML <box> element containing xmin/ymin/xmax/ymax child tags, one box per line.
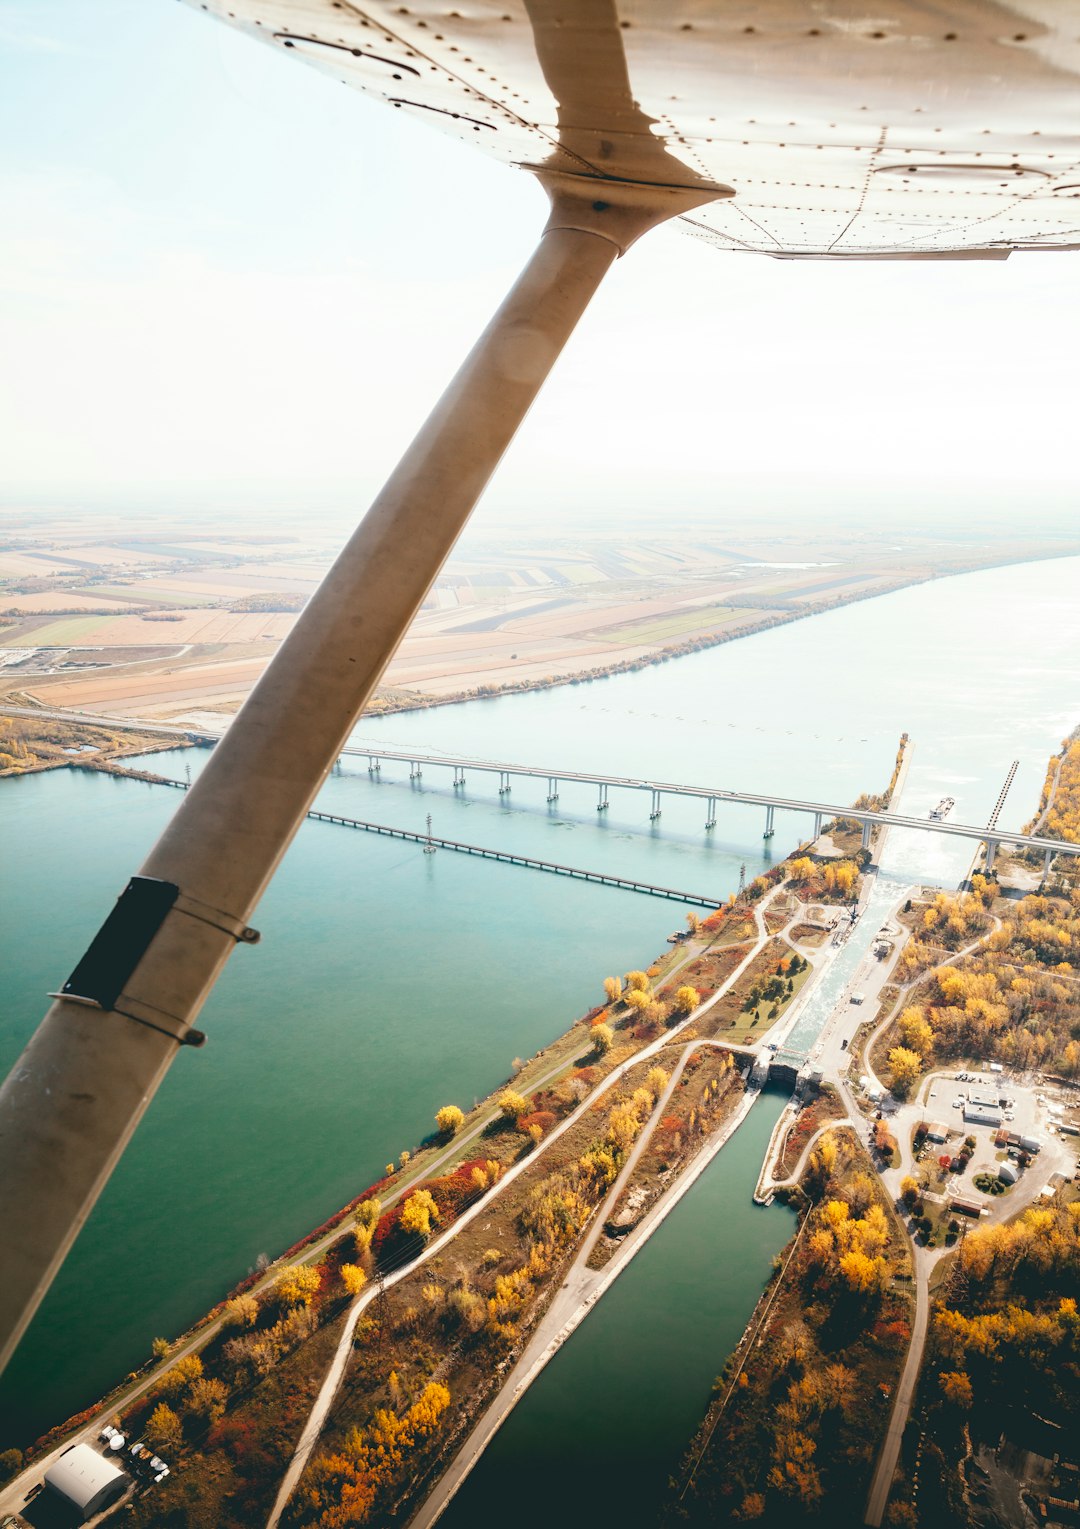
<box><xmin>2</xmin><ymin>554</ymin><xmax>1080</xmax><ymax>1464</ymax></box>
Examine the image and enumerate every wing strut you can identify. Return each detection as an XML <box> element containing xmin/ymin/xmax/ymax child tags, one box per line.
<box><xmin>0</xmin><ymin>173</ymin><xmax>723</xmax><ymax>1373</ymax></box>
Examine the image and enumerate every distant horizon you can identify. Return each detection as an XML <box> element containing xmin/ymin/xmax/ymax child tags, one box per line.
<box><xmin>3</xmin><ymin>2</ymin><xmax>1080</xmax><ymax>525</ymax></box>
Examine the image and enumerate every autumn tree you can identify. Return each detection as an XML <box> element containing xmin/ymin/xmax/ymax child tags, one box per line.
<box><xmin>400</xmin><ymin>1189</ymin><xmax>439</xmax><ymax>1239</ymax></box>
<box><xmin>897</xmin><ymin>1005</ymin><xmax>934</xmax><ymax>1059</ymax></box>
<box><xmin>673</xmin><ymin>984</ymin><xmax>699</xmax><ymax>1015</ymax></box>
<box><xmin>591</xmin><ymin>1022</ymin><xmax>614</xmax><ymax>1054</ymax></box>
<box><xmin>603</xmin><ymin>976</ymin><xmax>622</xmax><ymax>1005</ymax></box>
<box><xmin>341</xmin><ymin>1263</ymin><xmax>367</xmax><ymax>1297</ymax></box>
<box><xmin>686</xmin><ymin>912</ymin><xmax>701</xmax><ymax>935</ymax></box>
<box><xmin>145</xmin><ymin>1402</ymin><xmax>183</xmax><ymax>1453</ymax></box>
<box><xmin>646</xmin><ymin>1065</ymin><xmax>669</xmax><ymax>1100</ymax></box>
<box><xmin>275</xmin><ymin>1264</ymin><xmax>322</xmax><ymax>1310</ymax></box>
<box><xmin>435</xmin><ymin>1105</ymin><xmax>464</xmax><ymax>1136</ymax></box>
<box><xmin>839</xmin><ymin>1249</ymin><xmax>885</xmax><ymax>1294</ymax></box>
<box><xmin>498</xmin><ymin>1089</ymin><xmax>528</xmax><ymax>1122</ymax></box>
<box><xmin>938</xmin><ymin>1370</ymin><xmax>973</xmax><ymax>1408</ymax></box>
<box><xmin>160</xmin><ymin>1353</ymin><xmax>203</xmax><ymax>1398</ymax></box>
<box><xmin>888</xmin><ymin>1045</ymin><xmax>923</xmax><ymax>1098</ymax></box>
<box><xmin>625</xmin><ymin>970</ymin><xmax>650</xmax><ymax>992</ymax></box>
<box><xmin>225</xmin><ymin>1293</ymin><xmax>258</xmax><ymax>1329</ymax></box>
<box><xmin>185</xmin><ymin>1377</ymin><xmax>229</xmax><ymax>1424</ymax></box>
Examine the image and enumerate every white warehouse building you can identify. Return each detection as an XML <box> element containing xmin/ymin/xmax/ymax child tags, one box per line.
<box><xmin>44</xmin><ymin>1443</ymin><xmax>127</xmax><ymax>1521</ymax></box>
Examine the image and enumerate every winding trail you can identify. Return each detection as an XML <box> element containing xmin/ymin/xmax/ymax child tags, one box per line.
<box><xmin>264</xmin><ymin>893</ymin><xmax>784</xmax><ymax>1528</ymax></box>
<box><xmin>408</xmin><ymin>1041</ymin><xmax>760</xmax><ymax>1529</ymax></box>
<box><xmin>0</xmin><ymin>915</ymin><xmax>766</xmax><ymax>1525</ymax></box>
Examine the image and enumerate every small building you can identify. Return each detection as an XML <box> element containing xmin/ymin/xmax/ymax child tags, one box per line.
<box><xmin>998</xmin><ymin>1162</ymin><xmax>1019</xmax><ymax>1185</ymax></box>
<box><xmin>969</xmin><ymin>1093</ymin><xmax>1000</xmax><ymax>1111</ymax></box>
<box><xmin>964</xmin><ymin>1102</ymin><xmax>1002</xmax><ymax>1128</ymax></box>
<box><xmin>950</xmin><ymin>1196</ymin><xmax>985</xmax><ymax>1218</ymax></box>
<box><xmin>990</xmin><ymin>1062</ymin><xmax>1004</xmax><ymax>1074</ymax></box>
<box><xmin>925</xmin><ymin>1122</ymin><xmax>950</xmax><ymax>1144</ymax></box>
<box><xmin>1060</xmin><ymin>1122</ymin><xmax>1080</xmax><ymax>1137</ymax></box>
<box><xmin>1020</xmin><ymin>1135</ymin><xmax>1043</xmax><ymax>1154</ymax></box>
<box><xmin>44</xmin><ymin>1444</ymin><xmax>126</xmax><ymax>1521</ymax></box>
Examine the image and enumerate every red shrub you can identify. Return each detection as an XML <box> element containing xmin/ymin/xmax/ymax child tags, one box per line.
<box><xmin>517</xmin><ymin>1110</ymin><xmax>557</xmax><ymax>1137</ymax></box>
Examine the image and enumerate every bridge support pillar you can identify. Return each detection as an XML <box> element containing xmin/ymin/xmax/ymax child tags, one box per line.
<box><xmin>1043</xmin><ymin>846</ymin><xmax>1055</xmax><ymax>880</ymax></box>
<box><xmin>409</xmin><ymin>761</ymin><xmax>422</xmax><ymax>781</ymax></box>
<box><xmin>985</xmin><ymin>839</ymin><xmax>997</xmax><ymax>873</ymax></box>
<box><xmin>498</xmin><ymin>770</ymin><xmax>511</xmax><ymax>796</ymax></box>
<box><xmin>367</xmin><ymin>756</ymin><xmax>380</xmax><ymax>775</ymax></box>
<box><xmin>813</xmin><ymin>811</ymin><xmax>823</xmax><ymax>840</ymax></box>
<box><xmin>597</xmin><ymin>783</ymin><xmax>609</xmax><ymax>812</ymax></box>
<box><xmin>649</xmin><ymin>788</ymin><xmax>662</xmax><ymax>821</ymax></box>
<box><xmin>705</xmin><ymin>796</ymin><xmax>716</xmax><ymax>830</ymax></box>
<box><xmin>546</xmin><ymin>778</ymin><xmax>559</xmax><ymax>803</ymax></box>
<box><xmin>453</xmin><ymin>766</ymin><xmax>465</xmax><ymax>788</ymax></box>
<box><xmin>763</xmin><ymin>804</ymin><xmax>775</xmax><ymax>840</ymax></box>
<box><xmin>861</xmin><ymin>820</ymin><xmax>872</xmax><ymax>851</ymax></box>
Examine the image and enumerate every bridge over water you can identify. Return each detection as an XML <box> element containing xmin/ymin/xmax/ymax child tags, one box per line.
<box><xmin>341</xmin><ymin>744</ymin><xmax>1078</xmax><ymax>875</ymax></box>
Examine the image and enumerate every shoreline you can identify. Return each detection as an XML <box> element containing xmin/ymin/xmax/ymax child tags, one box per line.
<box><xmin>6</xmin><ymin>546</ymin><xmax>1075</xmax><ymax>730</ymax></box>
<box><xmin>408</xmin><ymin>1081</ymin><xmax>767</xmax><ymax>1529</ymax></box>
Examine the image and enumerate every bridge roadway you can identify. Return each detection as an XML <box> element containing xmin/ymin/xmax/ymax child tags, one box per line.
<box><xmin>7</xmin><ymin>706</ymin><xmax>1073</xmax><ymax>870</ymax></box>
<box><xmin>342</xmin><ymin>745</ymin><xmax>1078</xmax><ymax>870</ymax></box>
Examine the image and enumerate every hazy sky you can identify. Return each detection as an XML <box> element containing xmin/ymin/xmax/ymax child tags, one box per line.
<box><xmin>2</xmin><ymin>2</ymin><xmax>1078</xmax><ymax>529</ymax></box>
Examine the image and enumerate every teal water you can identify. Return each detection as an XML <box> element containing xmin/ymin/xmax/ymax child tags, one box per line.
<box><xmin>2</xmin><ymin>553</ymin><xmax>1079</xmax><ymax>1455</ymax></box>
<box><xmin>440</xmin><ymin>1089</ymin><xmax>796</xmax><ymax>1529</ymax></box>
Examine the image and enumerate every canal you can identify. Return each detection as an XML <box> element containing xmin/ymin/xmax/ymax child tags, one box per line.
<box><xmin>1</xmin><ymin>553</ymin><xmax>1079</xmax><ymax>1465</ymax></box>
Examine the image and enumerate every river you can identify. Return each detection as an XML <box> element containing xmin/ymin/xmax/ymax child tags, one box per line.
<box><xmin>2</xmin><ymin>553</ymin><xmax>1079</xmax><ymax>1471</ymax></box>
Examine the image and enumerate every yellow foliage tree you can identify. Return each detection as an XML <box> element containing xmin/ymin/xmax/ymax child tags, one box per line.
<box><xmin>225</xmin><ymin>1294</ymin><xmax>258</xmax><ymax>1329</ymax></box>
<box><xmin>939</xmin><ymin>1370</ymin><xmax>973</xmax><ymax>1408</ymax></box>
<box><xmin>838</xmin><ymin>1249</ymin><xmax>885</xmax><ymax>1294</ymax></box>
<box><xmin>145</xmin><ymin>1402</ymin><xmax>183</xmax><ymax>1453</ymax></box>
<box><xmin>498</xmin><ymin>1090</ymin><xmax>528</xmax><ymax>1121</ymax></box>
<box><xmin>341</xmin><ymin>1263</ymin><xmax>367</xmax><ymax>1297</ymax></box>
<box><xmin>673</xmin><ymin>985</ymin><xmax>699</xmax><ymax>1015</ymax></box>
<box><xmin>888</xmin><ymin>1045</ymin><xmax>923</xmax><ymax>1097</ymax></box>
<box><xmin>435</xmin><ymin>1105</ymin><xmax>464</xmax><ymax>1136</ymax></box>
<box><xmin>276</xmin><ymin>1264</ymin><xmax>322</xmax><ymax>1310</ymax></box>
<box><xmin>160</xmin><ymin>1353</ymin><xmax>203</xmax><ymax>1397</ymax></box>
<box><xmin>400</xmin><ymin>1189</ymin><xmax>439</xmax><ymax>1239</ymax></box>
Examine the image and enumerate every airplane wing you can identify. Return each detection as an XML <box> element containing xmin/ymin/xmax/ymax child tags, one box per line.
<box><xmin>193</xmin><ymin>0</ymin><xmax>1080</xmax><ymax>257</ymax></box>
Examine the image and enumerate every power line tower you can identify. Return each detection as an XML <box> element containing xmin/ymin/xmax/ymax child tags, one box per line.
<box><xmin>738</xmin><ymin>862</ymin><xmax>746</xmax><ymax>898</ymax></box>
<box><xmin>423</xmin><ymin>813</ymin><xmax>436</xmax><ymax>854</ymax></box>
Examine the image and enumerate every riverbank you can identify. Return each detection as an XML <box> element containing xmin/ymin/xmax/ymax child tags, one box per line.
<box><xmin>669</xmin><ymin>1124</ymin><xmax>915</xmax><ymax>1527</ymax></box>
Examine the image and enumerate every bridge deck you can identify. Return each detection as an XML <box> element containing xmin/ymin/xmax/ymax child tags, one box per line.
<box><xmin>342</xmin><ymin>745</ymin><xmax>1079</xmax><ymax>858</ymax></box>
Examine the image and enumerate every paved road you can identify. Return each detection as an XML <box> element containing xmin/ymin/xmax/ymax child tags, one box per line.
<box><xmin>4</xmin><ymin>926</ymin><xmax>757</xmax><ymax>1527</ymax></box>
<box><xmin>265</xmin><ymin>895</ymin><xmax>782</xmax><ymax>1527</ymax></box>
<box><xmin>408</xmin><ymin>1045</ymin><xmax>762</xmax><ymax>1529</ymax></box>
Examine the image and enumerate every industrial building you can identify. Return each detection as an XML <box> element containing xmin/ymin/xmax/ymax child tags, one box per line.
<box><xmin>963</xmin><ymin>1102</ymin><xmax>1002</xmax><ymax>1128</ymax></box>
<box><xmin>44</xmin><ymin>1443</ymin><xmax>126</xmax><ymax>1521</ymax></box>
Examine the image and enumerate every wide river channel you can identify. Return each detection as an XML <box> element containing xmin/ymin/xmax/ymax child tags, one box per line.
<box><xmin>3</xmin><ymin>554</ymin><xmax>1080</xmax><ymax>1509</ymax></box>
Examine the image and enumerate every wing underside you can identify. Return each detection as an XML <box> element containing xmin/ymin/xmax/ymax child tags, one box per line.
<box><xmin>190</xmin><ymin>0</ymin><xmax>1080</xmax><ymax>257</ymax></box>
